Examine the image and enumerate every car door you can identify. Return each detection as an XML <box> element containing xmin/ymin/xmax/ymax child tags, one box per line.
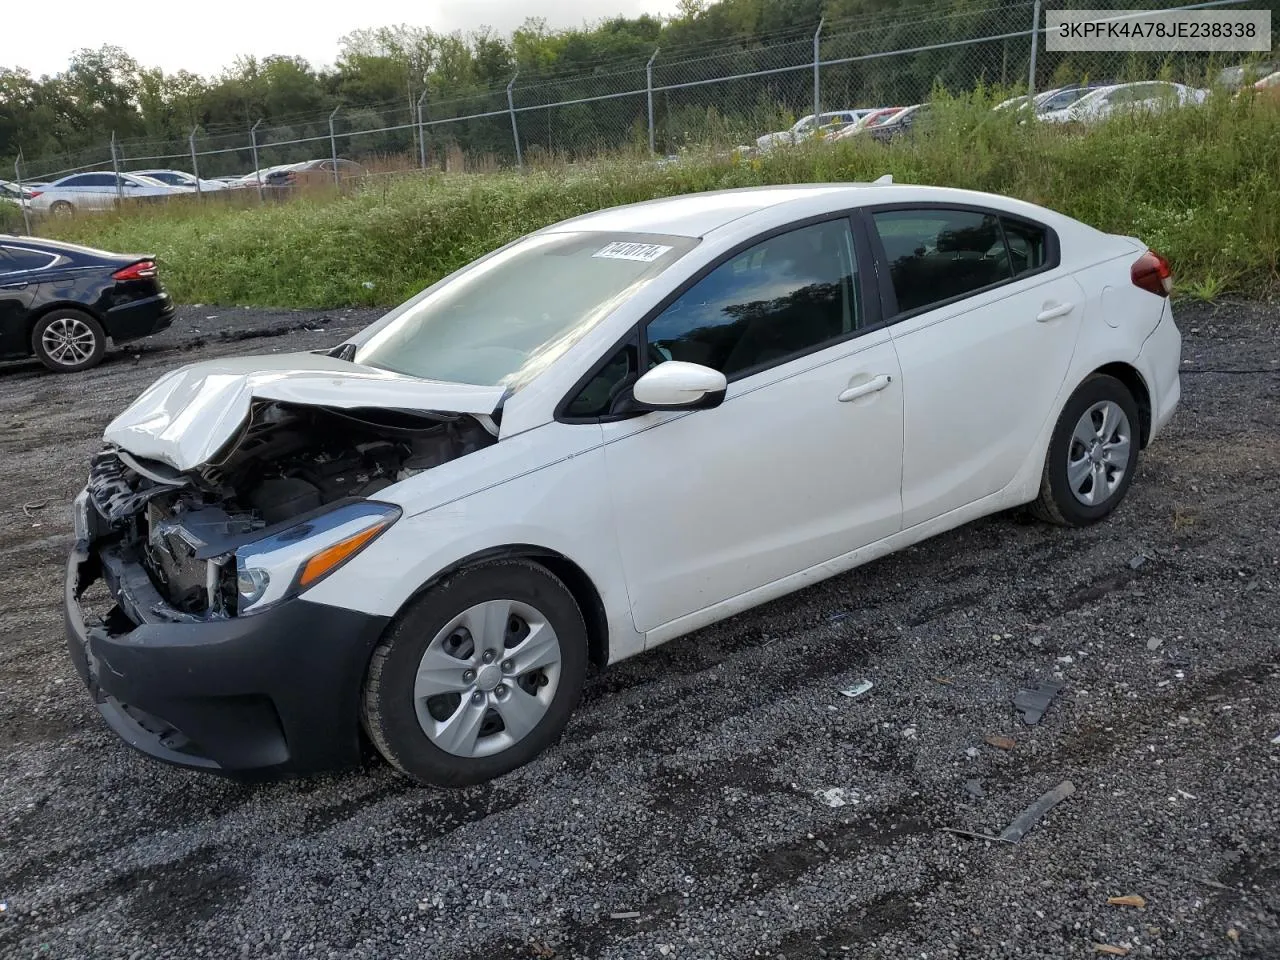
<box><xmin>0</xmin><ymin>248</ymin><xmax>45</xmax><ymax>358</ymax></box>
<box><xmin>866</xmin><ymin>205</ymin><xmax>1085</xmax><ymax>528</ymax></box>
<box><xmin>573</xmin><ymin>216</ymin><xmax>904</xmax><ymax>635</ymax></box>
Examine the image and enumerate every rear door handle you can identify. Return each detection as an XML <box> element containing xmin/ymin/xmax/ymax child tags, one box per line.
<box><xmin>838</xmin><ymin>374</ymin><xmax>893</xmax><ymax>402</ymax></box>
<box><xmin>1036</xmin><ymin>302</ymin><xmax>1074</xmax><ymax>322</ymax></box>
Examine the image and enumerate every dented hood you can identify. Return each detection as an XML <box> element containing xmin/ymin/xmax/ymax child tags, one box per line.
<box><xmin>103</xmin><ymin>352</ymin><xmax>505</xmax><ymax>471</ymax></box>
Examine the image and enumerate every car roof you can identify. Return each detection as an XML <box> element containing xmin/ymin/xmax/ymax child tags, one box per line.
<box><xmin>538</xmin><ymin>183</ymin><xmax>1070</xmax><ymax>240</ymax></box>
<box><xmin>0</xmin><ymin>234</ymin><xmax>135</xmax><ymax>260</ymax></box>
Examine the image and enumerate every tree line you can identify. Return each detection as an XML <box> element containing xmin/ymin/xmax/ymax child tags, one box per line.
<box><xmin>2</xmin><ymin>0</ymin><xmax>1273</xmax><ymax>178</ymax></box>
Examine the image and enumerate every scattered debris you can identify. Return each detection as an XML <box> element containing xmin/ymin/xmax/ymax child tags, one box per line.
<box><xmin>839</xmin><ymin>679</ymin><xmax>873</xmax><ymax>699</ymax></box>
<box><xmin>1013</xmin><ymin>680</ymin><xmax>1065</xmax><ymax>725</ymax></box>
<box><xmin>1226</xmin><ymin>927</ymin><xmax>1240</xmax><ymax>942</ymax></box>
<box><xmin>828</xmin><ymin>611</ymin><xmax>851</xmax><ymax>622</ymax></box>
<box><xmin>944</xmin><ymin>781</ymin><xmax>1076</xmax><ymax>845</ymax></box>
<box><xmin>814</xmin><ymin>787</ymin><xmax>856</xmax><ymax>808</ymax></box>
<box><xmin>964</xmin><ymin>779</ymin><xmax>985</xmax><ymax>798</ymax></box>
<box><xmin>609</xmin><ymin>911</ymin><xmax>640</xmax><ymax>920</ymax></box>
<box><xmin>932</xmin><ymin>676</ymin><xmax>955</xmax><ymax>686</ymax></box>
<box><xmin>1128</xmin><ymin>554</ymin><xmax>1147</xmax><ymax>570</ymax></box>
<box><xmin>362</xmin><ymin>281</ymin><xmax>376</xmax><ymax>289</ymax></box>
<box><xmin>1093</xmin><ymin>945</ymin><xmax>1130</xmax><ymax>956</ymax></box>
<box><xmin>1199</xmin><ymin>878</ymin><xmax>1230</xmax><ymax>891</ymax></box>
<box><xmin>1146</xmin><ymin>637</ymin><xmax>1165</xmax><ymax>651</ymax></box>
<box><xmin>999</xmin><ymin>781</ymin><xmax>1075</xmax><ymax>842</ymax></box>
<box><xmin>1175</xmin><ymin>789</ymin><xmax>1197</xmax><ymax>800</ymax></box>
<box><xmin>1108</xmin><ymin>895</ymin><xmax>1147</xmax><ymax>908</ymax></box>
<box><xmin>1271</xmin><ymin>731</ymin><xmax>1280</xmax><ymax>745</ymax></box>
<box><xmin>965</xmin><ymin>747</ymin><xmax>980</xmax><ymax>759</ymax></box>
<box><xmin>902</xmin><ymin>726</ymin><xmax>918</xmax><ymax>739</ymax></box>
<box><xmin>985</xmin><ymin>734</ymin><xmax>1016</xmax><ymax>751</ymax></box>
<box><xmin>21</xmin><ymin>499</ymin><xmax>51</xmax><ymax>516</ymax></box>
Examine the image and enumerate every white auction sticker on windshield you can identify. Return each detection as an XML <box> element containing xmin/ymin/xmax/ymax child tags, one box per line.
<box><xmin>593</xmin><ymin>241</ymin><xmax>673</xmax><ymax>263</ymax></box>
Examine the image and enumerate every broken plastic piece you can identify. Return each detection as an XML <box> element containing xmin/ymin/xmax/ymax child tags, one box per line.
<box><xmin>840</xmin><ymin>679</ymin><xmax>873</xmax><ymax>698</ymax></box>
<box><xmin>998</xmin><ymin>780</ymin><xmax>1075</xmax><ymax>843</ymax></box>
<box><xmin>814</xmin><ymin>787</ymin><xmax>856</xmax><ymax>807</ymax></box>
<box><xmin>1128</xmin><ymin>554</ymin><xmax>1147</xmax><ymax>570</ymax></box>
<box><xmin>610</xmin><ymin>911</ymin><xmax>641</xmax><ymax>920</ymax></box>
<box><xmin>1093</xmin><ymin>945</ymin><xmax>1129</xmax><ymax>956</ymax></box>
<box><xmin>1107</xmin><ymin>895</ymin><xmax>1147</xmax><ymax>908</ymax></box>
<box><xmin>985</xmin><ymin>734</ymin><xmax>1016</xmax><ymax>750</ymax></box>
<box><xmin>964</xmin><ymin>779</ymin><xmax>985</xmax><ymax>798</ymax></box>
<box><xmin>1013</xmin><ymin>680</ymin><xmax>1064</xmax><ymax>725</ymax></box>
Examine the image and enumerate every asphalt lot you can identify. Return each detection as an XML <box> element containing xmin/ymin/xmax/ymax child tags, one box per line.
<box><xmin>0</xmin><ymin>300</ymin><xmax>1277</xmax><ymax>960</ymax></box>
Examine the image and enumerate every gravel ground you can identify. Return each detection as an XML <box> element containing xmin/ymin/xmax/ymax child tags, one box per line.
<box><xmin>0</xmin><ymin>300</ymin><xmax>1277</xmax><ymax>960</ymax></box>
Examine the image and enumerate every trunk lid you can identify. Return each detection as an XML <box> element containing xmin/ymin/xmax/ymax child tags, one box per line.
<box><xmin>103</xmin><ymin>352</ymin><xmax>506</xmax><ymax>471</ymax></box>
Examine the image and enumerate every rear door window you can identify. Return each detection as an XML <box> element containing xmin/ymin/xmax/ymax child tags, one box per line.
<box><xmin>871</xmin><ymin>208</ymin><xmax>1012</xmax><ymax>314</ymax></box>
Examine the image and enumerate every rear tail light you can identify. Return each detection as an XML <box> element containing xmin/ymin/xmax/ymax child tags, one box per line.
<box><xmin>1131</xmin><ymin>250</ymin><xmax>1173</xmax><ymax>297</ymax></box>
<box><xmin>112</xmin><ymin>260</ymin><xmax>158</xmax><ymax>281</ymax></box>
<box><xmin>27</xmin><ymin>190</ymin><xmax>42</xmax><ymax>199</ymax></box>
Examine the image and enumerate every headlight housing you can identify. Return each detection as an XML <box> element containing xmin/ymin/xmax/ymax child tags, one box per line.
<box><xmin>234</xmin><ymin>501</ymin><xmax>401</xmax><ymax>616</ymax></box>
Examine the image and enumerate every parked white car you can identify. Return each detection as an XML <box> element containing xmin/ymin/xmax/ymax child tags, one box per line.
<box><xmin>755</xmin><ymin>110</ymin><xmax>874</xmax><ymax>150</ymax></box>
<box><xmin>1039</xmin><ymin>81</ymin><xmax>1207</xmax><ymax>124</ymax></box>
<box><xmin>29</xmin><ymin>172</ymin><xmax>189</xmax><ymax>216</ymax></box>
<box><xmin>0</xmin><ymin>178</ymin><xmax>35</xmax><ymax>212</ymax></box>
<box><xmin>67</xmin><ymin>183</ymin><xmax>1181</xmax><ymax>787</ymax></box>
<box><xmin>132</xmin><ymin>169</ymin><xmax>231</xmax><ymax>192</ymax></box>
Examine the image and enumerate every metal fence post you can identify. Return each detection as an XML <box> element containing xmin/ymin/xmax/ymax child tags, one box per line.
<box><xmin>328</xmin><ymin>106</ymin><xmax>341</xmax><ymax>185</ymax></box>
<box><xmin>813</xmin><ymin>18</ymin><xmax>825</xmax><ymax>122</ymax></box>
<box><xmin>250</xmin><ymin>120</ymin><xmax>264</xmax><ymax>203</ymax></box>
<box><xmin>417</xmin><ymin>87</ymin><xmax>430</xmax><ymax>169</ymax></box>
<box><xmin>1028</xmin><ymin>0</ymin><xmax>1042</xmax><ymax>101</ymax></box>
<box><xmin>647</xmin><ymin>48</ymin><xmax>660</xmax><ymax>156</ymax></box>
<box><xmin>507</xmin><ymin>72</ymin><xmax>523</xmax><ymax>170</ymax></box>
<box><xmin>189</xmin><ymin>127</ymin><xmax>202</xmax><ymax>197</ymax></box>
<box><xmin>15</xmin><ymin>153</ymin><xmax>31</xmax><ymax>236</ymax></box>
<box><xmin>110</xmin><ymin>132</ymin><xmax>123</xmax><ymax>203</ymax></box>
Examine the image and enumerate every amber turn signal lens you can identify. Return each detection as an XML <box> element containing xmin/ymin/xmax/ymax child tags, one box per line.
<box><xmin>298</xmin><ymin>523</ymin><xmax>388</xmax><ymax>587</ymax></box>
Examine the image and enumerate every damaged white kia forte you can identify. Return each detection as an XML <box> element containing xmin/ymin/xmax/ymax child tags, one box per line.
<box><xmin>65</xmin><ymin>183</ymin><xmax>1182</xmax><ymax>785</ymax></box>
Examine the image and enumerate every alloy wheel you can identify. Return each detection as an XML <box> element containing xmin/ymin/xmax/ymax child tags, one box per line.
<box><xmin>40</xmin><ymin>317</ymin><xmax>98</xmax><ymax>367</ymax></box>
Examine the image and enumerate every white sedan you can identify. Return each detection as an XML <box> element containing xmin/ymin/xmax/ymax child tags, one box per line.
<box><xmin>1040</xmin><ymin>81</ymin><xmax>1207</xmax><ymax>124</ymax></box>
<box><xmin>67</xmin><ymin>183</ymin><xmax>1181</xmax><ymax>786</ymax></box>
<box><xmin>29</xmin><ymin>171</ymin><xmax>189</xmax><ymax>216</ymax></box>
<box><xmin>132</xmin><ymin>169</ymin><xmax>231</xmax><ymax>192</ymax></box>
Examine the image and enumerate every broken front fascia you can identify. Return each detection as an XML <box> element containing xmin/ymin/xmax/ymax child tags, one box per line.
<box><xmin>103</xmin><ymin>352</ymin><xmax>506</xmax><ymax>471</ymax></box>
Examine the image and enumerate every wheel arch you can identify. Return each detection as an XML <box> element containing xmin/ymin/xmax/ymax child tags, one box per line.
<box><xmin>390</xmin><ymin>544</ymin><xmax>610</xmax><ymax>669</ymax></box>
<box><xmin>26</xmin><ymin>300</ymin><xmax>107</xmax><ymax>346</ymax></box>
<box><xmin>1090</xmin><ymin>361</ymin><xmax>1152</xmax><ymax>448</ymax></box>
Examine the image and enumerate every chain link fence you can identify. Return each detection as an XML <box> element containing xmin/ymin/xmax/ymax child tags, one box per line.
<box><xmin>7</xmin><ymin>0</ymin><xmax>1269</xmax><ymax>224</ymax></box>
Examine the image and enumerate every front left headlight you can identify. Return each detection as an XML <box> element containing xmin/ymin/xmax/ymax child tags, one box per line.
<box><xmin>234</xmin><ymin>501</ymin><xmax>401</xmax><ymax>616</ymax></box>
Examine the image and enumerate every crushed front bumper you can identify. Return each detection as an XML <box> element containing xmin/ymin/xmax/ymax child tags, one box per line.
<box><xmin>64</xmin><ymin>493</ymin><xmax>389</xmax><ymax>778</ymax></box>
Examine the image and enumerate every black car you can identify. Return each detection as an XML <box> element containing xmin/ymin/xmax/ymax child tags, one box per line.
<box><xmin>870</xmin><ymin>103</ymin><xmax>932</xmax><ymax>143</ymax></box>
<box><xmin>0</xmin><ymin>235</ymin><xmax>176</xmax><ymax>372</ymax></box>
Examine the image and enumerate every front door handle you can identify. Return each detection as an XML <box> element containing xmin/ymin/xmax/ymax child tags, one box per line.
<box><xmin>1036</xmin><ymin>301</ymin><xmax>1074</xmax><ymax>322</ymax></box>
<box><xmin>838</xmin><ymin>374</ymin><xmax>893</xmax><ymax>402</ymax></box>
<box><xmin>0</xmin><ymin>281</ymin><xmax>28</xmax><ymax>290</ymax></box>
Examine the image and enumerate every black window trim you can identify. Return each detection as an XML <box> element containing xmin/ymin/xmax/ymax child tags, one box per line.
<box><xmin>859</xmin><ymin>201</ymin><xmax>1060</xmax><ymax>323</ymax></box>
<box><xmin>555</xmin><ymin>208</ymin><xmax>888</xmax><ymax>425</ymax></box>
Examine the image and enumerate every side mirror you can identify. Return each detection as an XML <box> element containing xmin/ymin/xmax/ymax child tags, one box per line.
<box><xmin>631</xmin><ymin>361</ymin><xmax>727</xmax><ymax>411</ymax></box>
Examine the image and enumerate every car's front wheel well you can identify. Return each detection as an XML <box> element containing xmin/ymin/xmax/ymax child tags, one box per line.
<box><xmin>396</xmin><ymin>546</ymin><xmax>609</xmax><ymax>669</ymax></box>
<box><xmin>1092</xmin><ymin>362</ymin><xmax>1151</xmax><ymax>448</ymax></box>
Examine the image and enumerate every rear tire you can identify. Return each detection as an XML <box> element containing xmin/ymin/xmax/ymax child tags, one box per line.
<box><xmin>49</xmin><ymin>200</ymin><xmax>74</xmax><ymax>218</ymax></box>
<box><xmin>32</xmin><ymin>309</ymin><xmax>106</xmax><ymax>373</ymax></box>
<box><xmin>362</xmin><ymin>560</ymin><xmax>588</xmax><ymax>787</ymax></box>
<box><xmin>1032</xmin><ymin>373</ymin><xmax>1140</xmax><ymax>527</ymax></box>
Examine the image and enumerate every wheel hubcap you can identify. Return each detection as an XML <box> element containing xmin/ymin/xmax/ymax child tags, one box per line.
<box><xmin>412</xmin><ymin>599</ymin><xmax>562</xmax><ymax>758</ymax></box>
<box><xmin>41</xmin><ymin>317</ymin><xmax>96</xmax><ymax>366</ymax></box>
<box><xmin>1067</xmin><ymin>400</ymin><xmax>1131</xmax><ymax>507</ymax></box>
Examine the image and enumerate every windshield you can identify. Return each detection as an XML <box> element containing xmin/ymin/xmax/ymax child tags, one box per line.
<box><xmin>355</xmin><ymin>231</ymin><xmax>696</xmax><ymax>387</ymax></box>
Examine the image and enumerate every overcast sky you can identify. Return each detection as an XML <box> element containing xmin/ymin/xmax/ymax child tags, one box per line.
<box><xmin>1</xmin><ymin>0</ymin><xmax>683</xmax><ymax>79</ymax></box>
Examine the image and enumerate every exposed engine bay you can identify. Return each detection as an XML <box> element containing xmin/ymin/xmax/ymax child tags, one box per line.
<box><xmin>86</xmin><ymin>401</ymin><xmax>496</xmax><ymax>619</ymax></box>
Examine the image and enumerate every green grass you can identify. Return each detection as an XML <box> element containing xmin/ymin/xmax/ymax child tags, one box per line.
<box><xmin>39</xmin><ymin>91</ymin><xmax>1280</xmax><ymax>308</ymax></box>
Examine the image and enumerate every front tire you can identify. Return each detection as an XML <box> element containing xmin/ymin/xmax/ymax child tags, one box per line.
<box><xmin>1032</xmin><ymin>373</ymin><xmax>1140</xmax><ymax>527</ymax></box>
<box><xmin>49</xmin><ymin>200</ymin><xmax>74</xmax><ymax>218</ymax></box>
<box><xmin>32</xmin><ymin>309</ymin><xmax>106</xmax><ymax>372</ymax></box>
<box><xmin>362</xmin><ymin>560</ymin><xmax>588</xmax><ymax>787</ymax></box>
